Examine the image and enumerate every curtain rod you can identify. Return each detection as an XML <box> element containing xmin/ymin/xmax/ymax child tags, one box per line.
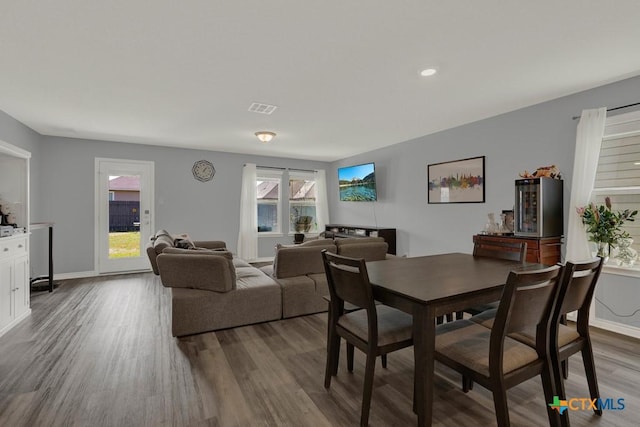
<box><xmin>245</xmin><ymin>164</ymin><xmax>317</xmax><ymax>173</ymax></box>
<box><xmin>572</xmin><ymin>102</ymin><xmax>640</xmax><ymax>120</ymax></box>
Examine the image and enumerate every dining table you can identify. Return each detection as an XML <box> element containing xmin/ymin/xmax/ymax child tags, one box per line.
<box><xmin>366</xmin><ymin>252</ymin><xmax>545</xmax><ymax>427</ymax></box>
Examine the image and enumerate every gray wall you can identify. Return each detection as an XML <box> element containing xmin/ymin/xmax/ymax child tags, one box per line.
<box><xmin>35</xmin><ymin>136</ymin><xmax>327</xmax><ymax>274</ymax></box>
<box><xmin>0</xmin><ymin>110</ymin><xmax>47</xmax><ymax>277</ymax></box>
<box><xmin>2</xmin><ymin>74</ymin><xmax>639</xmax><ymax>328</ymax></box>
<box><xmin>328</xmin><ymin>74</ymin><xmax>640</xmax><ymax>328</ymax></box>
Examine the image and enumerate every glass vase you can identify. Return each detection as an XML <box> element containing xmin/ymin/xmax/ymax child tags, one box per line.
<box><xmin>596</xmin><ymin>242</ymin><xmax>610</xmax><ymax>263</ymax></box>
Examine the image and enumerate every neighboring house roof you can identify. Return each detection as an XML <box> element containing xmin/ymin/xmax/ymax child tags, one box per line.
<box><xmin>109</xmin><ymin>176</ymin><xmax>140</xmax><ymax>191</ymax></box>
<box><xmin>257</xmin><ymin>181</ymin><xmax>279</xmax><ymax>200</ymax></box>
<box><xmin>257</xmin><ymin>181</ymin><xmax>317</xmax><ymax>200</ymax></box>
<box><xmin>290</xmin><ymin>181</ymin><xmax>316</xmax><ymax>200</ymax></box>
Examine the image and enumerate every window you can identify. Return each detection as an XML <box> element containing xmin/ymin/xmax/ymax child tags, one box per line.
<box><xmin>257</xmin><ymin>170</ymin><xmax>282</xmax><ymax>234</ymax></box>
<box><xmin>289</xmin><ymin>172</ymin><xmax>317</xmax><ymax>233</ymax></box>
<box><xmin>593</xmin><ymin>111</ymin><xmax>640</xmax><ymax>267</ymax></box>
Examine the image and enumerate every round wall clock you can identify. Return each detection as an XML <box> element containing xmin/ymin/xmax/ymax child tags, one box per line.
<box><xmin>192</xmin><ymin>160</ymin><xmax>216</xmax><ymax>182</ymax></box>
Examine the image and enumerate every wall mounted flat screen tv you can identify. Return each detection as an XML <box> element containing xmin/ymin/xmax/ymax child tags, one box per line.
<box><xmin>338</xmin><ymin>162</ymin><xmax>377</xmax><ymax>201</ymax></box>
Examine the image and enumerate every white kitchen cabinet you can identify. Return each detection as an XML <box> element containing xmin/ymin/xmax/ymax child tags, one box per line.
<box><xmin>0</xmin><ymin>139</ymin><xmax>31</xmax><ymax>338</ymax></box>
<box><xmin>0</xmin><ymin>236</ymin><xmax>30</xmax><ymax>336</ymax></box>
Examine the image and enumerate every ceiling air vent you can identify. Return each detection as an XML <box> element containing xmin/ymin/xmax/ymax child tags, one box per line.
<box><xmin>248</xmin><ymin>102</ymin><xmax>278</xmax><ymax>115</ymax></box>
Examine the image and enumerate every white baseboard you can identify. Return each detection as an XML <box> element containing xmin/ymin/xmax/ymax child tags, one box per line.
<box><xmin>0</xmin><ymin>309</ymin><xmax>31</xmax><ymax>338</ymax></box>
<box><xmin>54</xmin><ymin>271</ymin><xmax>98</xmax><ymax>280</ymax></box>
<box><xmin>53</xmin><ymin>268</ymin><xmax>152</xmax><ymax>281</ymax></box>
<box><xmin>589</xmin><ymin>318</ymin><xmax>640</xmax><ymax>340</ymax></box>
<box><xmin>567</xmin><ymin>311</ymin><xmax>640</xmax><ymax>339</ymax></box>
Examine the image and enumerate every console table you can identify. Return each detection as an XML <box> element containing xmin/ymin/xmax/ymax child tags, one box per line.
<box><xmin>325</xmin><ymin>224</ymin><xmax>396</xmax><ymax>254</ymax></box>
<box><xmin>30</xmin><ymin>222</ymin><xmax>56</xmax><ymax>292</ymax></box>
<box><xmin>473</xmin><ymin>234</ymin><xmax>562</xmax><ymax>265</ymax></box>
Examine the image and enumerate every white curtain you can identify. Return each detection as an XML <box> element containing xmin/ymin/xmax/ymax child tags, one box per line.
<box><xmin>237</xmin><ymin>163</ymin><xmax>258</xmax><ymax>260</ymax></box>
<box><xmin>565</xmin><ymin>108</ymin><xmax>607</xmax><ymax>262</ymax></box>
<box><xmin>314</xmin><ymin>169</ymin><xmax>330</xmax><ymax>233</ymax></box>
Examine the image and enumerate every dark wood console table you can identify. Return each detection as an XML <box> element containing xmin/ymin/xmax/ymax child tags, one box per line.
<box><xmin>473</xmin><ymin>234</ymin><xmax>562</xmax><ymax>265</ymax></box>
<box><xmin>325</xmin><ymin>224</ymin><xmax>396</xmax><ymax>254</ymax></box>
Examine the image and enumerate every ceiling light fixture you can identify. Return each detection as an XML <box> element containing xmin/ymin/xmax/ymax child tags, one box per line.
<box><xmin>420</xmin><ymin>68</ymin><xmax>438</xmax><ymax>77</ymax></box>
<box><xmin>255</xmin><ymin>131</ymin><xmax>276</xmax><ymax>143</ymax></box>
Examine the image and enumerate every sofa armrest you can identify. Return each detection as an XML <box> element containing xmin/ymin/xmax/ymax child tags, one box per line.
<box><xmin>147</xmin><ymin>242</ymin><xmax>161</xmax><ymax>275</ymax></box>
<box><xmin>157</xmin><ymin>251</ymin><xmax>235</xmax><ymax>292</ymax></box>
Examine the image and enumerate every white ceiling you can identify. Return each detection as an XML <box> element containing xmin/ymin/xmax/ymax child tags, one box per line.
<box><xmin>1</xmin><ymin>1</ymin><xmax>640</xmax><ymax>162</ymax></box>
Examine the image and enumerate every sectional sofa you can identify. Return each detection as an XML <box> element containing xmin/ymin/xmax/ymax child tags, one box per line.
<box><xmin>147</xmin><ymin>230</ymin><xmax>391</xmax><ymax>336</ymax></box>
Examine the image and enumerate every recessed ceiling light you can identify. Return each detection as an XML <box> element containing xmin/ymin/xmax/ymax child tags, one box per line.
<box><xmin>420</xmin><ymin>68</ymin><xmax>437</xmax><ymax>77</ymax></box>
<box><xmin>634</xmin><ymin>162</ymin><xmax>640</xmax><ymax>165</ymax></box>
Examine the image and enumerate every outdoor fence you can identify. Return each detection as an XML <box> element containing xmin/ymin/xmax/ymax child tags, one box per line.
<box><xmin>109</xmin><ymin>201</ymin><xmax>140</xmax><ymax>232</ymax></box>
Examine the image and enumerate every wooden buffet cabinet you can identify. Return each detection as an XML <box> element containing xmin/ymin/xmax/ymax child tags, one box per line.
<box><xmin>473</xmin><ymin>234</ymin><xmax>562</xmax><ymax>266</ymax></box>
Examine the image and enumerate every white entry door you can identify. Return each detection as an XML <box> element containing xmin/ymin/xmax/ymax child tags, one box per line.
<box><xmin>96</xmin><ymin>158</ymin><xmax>154</xmax><ymax>274</ymax></box>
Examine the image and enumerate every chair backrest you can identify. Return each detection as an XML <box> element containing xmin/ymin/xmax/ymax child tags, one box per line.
<box><xmin>490</xmin><ymin>265</ymin><xmax>564</xmax><ymax>359</ymax></box>
<box><xmin>555</xmin><ymin>257</ymin><xmax>604</xmax><ymax>334</ymax></box>
<box><xmin>473</xmin><ymin>240</ymin><xmax>527</xmax><ymax>262</ymax></box>
<box><xmin>322</xmin><ymin>250</ymin><xmax>376</xmax><ymax>312</ymax></box>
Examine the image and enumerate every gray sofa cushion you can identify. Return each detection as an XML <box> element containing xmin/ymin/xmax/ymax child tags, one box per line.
<box><xmin>170</xmin><ymin>278</ymin><xmax>282</xmax><ymax>336</ymax></box>
<box><xmin>158</xmin><ymin>248</ymin><xmax>237</xmax><ymax>291</ymax></box>
<box><xmin>277</xmin><ymin>275</ymin><xmax>328</xmax><ymax>318</ymax></box>
<box><xmin>153</xmin><ymin>234</ymin><xmax>174</xmax><ymax>252</ymax></box>
<box><xmin>337</xmin><ymin>241</ymin><xmax>389</xmax><ymax>261</ymax></box>
<box><xmin>273</xmin><ymin>243</ymin><xmax>336</xmax><ymax>278</ymax></box>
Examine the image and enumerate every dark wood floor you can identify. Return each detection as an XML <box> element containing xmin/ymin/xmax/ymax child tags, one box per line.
<box><xmin>0</xmin><ymin>273</ymin><xmax>638</xmax><ymax>426</ymax></box>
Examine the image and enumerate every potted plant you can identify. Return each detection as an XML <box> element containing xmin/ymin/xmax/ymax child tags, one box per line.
<box><xmin>576</xmin><ymin>197</ymin><xmax>637</xmax><ymax>261</ymax></box>
<box><xmin>290</xmin><ymin>207</ymin><xmax>313</xmax><ymax>233</ymax></box>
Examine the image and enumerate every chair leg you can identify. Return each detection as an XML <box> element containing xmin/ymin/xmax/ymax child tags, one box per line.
<box><xmin>541</xmin><ymin>361</ymin><xmax>565</xmax><ymax>427</ymax></box>
<box><xmin>413</xmin><ymin>374</ymin><xmax>417</xmax><ymax>414</ymax></box>
<box><xmin>562</xmin><ymin>359</ymin><xmax>568</xmax><ymax>379</ymax></box>
<box><xmin>347</xmin><ymin>343</ymin><xmax>355</xmax><ymax>372</ymax></box>
<box><xmin>455</xmin><ymin>311</ymin><xmax>464</xmax><ymax>320</ymax></box>
<box><xmin>492</xmin><ymin>383</ymin><xmax>510</xmax><ymax>427</ymax></box>
<box><xmin>436</xmin><ymin>315</ymin><xmax>444</xmax><ymax>325</ymax></box>
<box><xmin>360</xmin><ymin>351</ymin><xmax>376</xmax><ymax>427</ymax></box>
<box><xmin>445</xmin><ymin>313</ymin><xmax>453</xmax><ymax>322</ymax></box>
<box><xmin>581</xmin><ymin>341</ymin><xmax>602</xmax><ymax>416</ymax></box>
<box><xmin>462</xmin><ymin>375</ymin><xmax>473</xmax><ymax>393</ymax></box>
<box><xmin>381</xmin><ymin>354</ymin><xmax>388</xmax><ymax>369</ymax></box>
<box><xmin>332</xmin><ymin>338</ymin><xmax>341</xmax><ymax>376</ymax></box>
<box><xmin>325</xmin><ymin>326</ymin><xmax>341</xmax><ymax>388</ymax></box>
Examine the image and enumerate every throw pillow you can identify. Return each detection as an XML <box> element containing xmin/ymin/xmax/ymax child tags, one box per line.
<box><xmin>175</xmin><ymin>238</ymin><xmax>195</xmax><ymax>249</ymax></box>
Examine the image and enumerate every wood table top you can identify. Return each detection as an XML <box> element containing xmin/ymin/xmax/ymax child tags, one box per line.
<box><xmin>366</xmin><ymin>253</ymin><xmax>544</xmax><ymax>305</ymax></box>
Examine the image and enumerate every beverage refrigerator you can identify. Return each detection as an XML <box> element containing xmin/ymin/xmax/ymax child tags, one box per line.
<box><xmin>514</xmin><ymin>177</ymin><xmax>563</xmax><ymax>237</ymax></box>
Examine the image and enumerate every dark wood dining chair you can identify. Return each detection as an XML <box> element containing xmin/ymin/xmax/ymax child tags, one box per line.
<box><xmin>552</xmin><ymin>258</ymin><xmax>604</xmax><ymax>417</ymax></box>
<box><xmin>451</xmin><ymin>240</ymin><xmax>528</xmax><ymax>320</ymax></box>
<box><xmin>471</xmin><ymin>257</ymin><xmax>604</xmax><ymax>421</ymax></box>
<box><xmin>322</xmin><ymin>297</ymin><xmax>391</xmax><ymax>370</ymax></box>
<box><xmin>434</xmin><ymin>265</ymin><xmax>564</xmax><ymax>427</ymax></box>
<box><xmin>321</xmin><ymin>250</ymin><xmax>413</xmax><ymax>426</ymax></box>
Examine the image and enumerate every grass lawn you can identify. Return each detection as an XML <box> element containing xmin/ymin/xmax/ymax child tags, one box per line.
<box><xmin>109</xmin><ymin>231</ymin><xmax>140</xmax><ymax>258</ymax></box>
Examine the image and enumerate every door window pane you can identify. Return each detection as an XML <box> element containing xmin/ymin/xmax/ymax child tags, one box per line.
<box><xmin>108</xmin><ymin>175</ymin><xmax>141</xmax><ymax>258</ymax></box>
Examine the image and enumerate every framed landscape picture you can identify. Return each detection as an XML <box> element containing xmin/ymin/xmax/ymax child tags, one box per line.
<box><xmin>427</xmin><ymin>156</ymin><xmax>485</xmax><ymax>203</ymax></box>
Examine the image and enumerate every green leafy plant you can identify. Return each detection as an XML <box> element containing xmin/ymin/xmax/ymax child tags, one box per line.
<box><xmin>576</xmin><ymin>197</ymin><xmax>637</xmax><ymax>248</ymax></box>
<box><xmin>290</xmin><ymin>206</ymin><xmax>313</xmax><ymax>232</ymax></box>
